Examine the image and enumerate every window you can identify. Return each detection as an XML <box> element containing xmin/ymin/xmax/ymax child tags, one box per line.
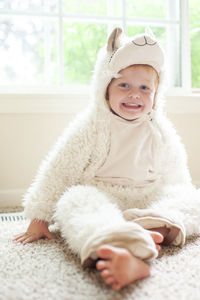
<box><xmin>0</xmin><ymin>0</ymin><xmax>199</xmax><ymax>90</ymax></box>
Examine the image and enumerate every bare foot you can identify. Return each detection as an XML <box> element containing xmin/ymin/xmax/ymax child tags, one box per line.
<box><xmin>96</xmin><ymin>232</ymin><xmax>163</xmax><ymax>291</ymax></box>
<box><xmin>96</xmin><ymin>245</ymin><xmax>150</xmax><ymax>291</ymax></box>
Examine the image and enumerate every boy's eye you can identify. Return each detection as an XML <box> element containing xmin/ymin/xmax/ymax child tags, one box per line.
<box><xmin>119</xmin><ymin>83</ymin><xmax>129</xmax><ymax>88</ymax></box>
<box><xmin>140</xmin><ymin>85</ymin><xmax>149</xmax><ymax>90</ymax></box>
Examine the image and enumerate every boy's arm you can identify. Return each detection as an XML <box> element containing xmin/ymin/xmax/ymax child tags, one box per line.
<box><xmin>23</xmin><ymin>109</ymin><xmax>94</xmax><ymax>223</ymax></box>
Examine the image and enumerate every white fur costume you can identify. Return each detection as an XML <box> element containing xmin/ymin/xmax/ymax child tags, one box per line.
<box><xmin>23</xmin><ymin>28</ymin><xmax>200</xmax><ymax>266</ymax></box>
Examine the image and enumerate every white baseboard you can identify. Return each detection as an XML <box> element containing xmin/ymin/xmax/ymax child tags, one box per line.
<box><xmin>0</xmin><ymin>189</ymin><xmax>25</xmax><ymax>207</ymax></box>
<box><xmin>193</xmin><ymin>181</ymin><xmax>200</xmax><ymax>188</ymax></box>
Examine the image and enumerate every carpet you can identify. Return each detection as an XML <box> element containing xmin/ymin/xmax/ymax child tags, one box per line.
<box><xmin>1</xmin><ymin>210</ymin><xmax>200</xmax><ymax>300</ymax></box>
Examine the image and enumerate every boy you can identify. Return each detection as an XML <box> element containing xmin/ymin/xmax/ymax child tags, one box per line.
<box><xmin>15</xmin><ymin>28</ymin><xmax>200</xmax><ymax>291</ymax></box>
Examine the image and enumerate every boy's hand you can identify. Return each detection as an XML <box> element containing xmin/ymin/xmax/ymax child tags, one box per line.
<box><xmin>13</xmin><ymin>219</ymin><xmax>54</xmax><ymax>245</ymax></box>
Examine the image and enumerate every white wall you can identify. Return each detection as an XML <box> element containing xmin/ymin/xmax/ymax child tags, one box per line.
<box><xmin>0</xmin><ymin>94</ymin><xmax>200</xmax><ymax>207</ymax></box>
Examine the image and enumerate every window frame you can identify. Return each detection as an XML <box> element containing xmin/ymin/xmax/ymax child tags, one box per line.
<box><xmin>180</xmin><ymin>0</ymin><xmax>191</xmax><ymax>90</ymax></box>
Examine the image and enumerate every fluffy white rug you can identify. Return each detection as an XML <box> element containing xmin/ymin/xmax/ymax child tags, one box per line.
<box><xmin>1</xmin><ymin>210</ymin><xmax>200</xmax><ymax>300</ymax></box>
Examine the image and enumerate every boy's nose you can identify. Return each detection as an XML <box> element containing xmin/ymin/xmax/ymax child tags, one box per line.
<box><xmin>128</xmin><ymin>88</ymin><xmax>140</xmax><ymax>99</ymax></box>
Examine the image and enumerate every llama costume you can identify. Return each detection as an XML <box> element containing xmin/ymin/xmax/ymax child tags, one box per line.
<box><xmin>23</xmin><ymin>28</ymin><xmax>200</xmax><ymax>266</ymax></box>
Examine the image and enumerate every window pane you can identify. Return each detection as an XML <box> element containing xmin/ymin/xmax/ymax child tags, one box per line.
<box><xmin>63</xmin><ymin>23</ymin><xmax>107</xmax><ymax>85</ymax></box>
<box><xmin>109</xmin><ymin>0</ymin><xmax>123</xmax><ymax>17</ymax></box>
<box><xmin>62</xmin><ymin>0</ymin><xmax>107</xmax><ymax>15</ymax></box>
<box><xmin>0</xmin><ymin>0</ymin><xmax>58</xmax><ymax>13</ymax></box>
<box><xmin>189</xmin><ymin>0</ymin><xmax>200</xmax><ymax>88</ymax></box>
<box><xmin>0</xmin><ymin>16</ymin><xmax>59</xmax><ymax>85</ymax></box>
<box><xmin>126</xmin><ymin>0</ymin><xmax>166</xmax><ymax>19</ymax></box>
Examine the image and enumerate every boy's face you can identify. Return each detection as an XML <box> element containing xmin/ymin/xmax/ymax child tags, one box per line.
<box><xmin>107</xmin><ymin>65</ymin><xmax>158</xmax><ymax>121</ymax></box>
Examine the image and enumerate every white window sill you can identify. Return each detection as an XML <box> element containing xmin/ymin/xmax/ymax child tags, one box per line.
<box><xmin>0</xmin><ymin>92</ymin><xmax>90</xmax><ymax>114</ymax></box>
<box><xmin>166</xmin><ymin>92</ymin><xmax>200</xmax><ymax>114</ymax></box>
<box><xmin>0</xmin><ymin>89</ymin><xmax>200</xmax><ymax>114</ymax></box>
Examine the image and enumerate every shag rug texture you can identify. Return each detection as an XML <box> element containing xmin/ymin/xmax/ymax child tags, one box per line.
<box><xmin>1</xmin><ymin>208</ymin><xmax>200</xmax><ymax>300</ymax></box>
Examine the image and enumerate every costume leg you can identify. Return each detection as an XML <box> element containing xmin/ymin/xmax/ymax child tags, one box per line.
<box><xmin>54</xmin><ymin>185</ymin><xmax>157</xmax><ymax>266</ymax></box>
<box><xmin>149</xmin><ymin>184</ymin><xmax>200</xmax><ymax>237</ymax></box>
<box><xmin>123</xmin><ymin>184</ymin><xmax>200</xmax><ymax>247</ymax></box>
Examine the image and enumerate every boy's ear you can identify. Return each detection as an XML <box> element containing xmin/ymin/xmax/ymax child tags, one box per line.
<box><xmin>107</xmin><ymin>27</ymin><xmax>123</xmax><ymax>52</ymax></box>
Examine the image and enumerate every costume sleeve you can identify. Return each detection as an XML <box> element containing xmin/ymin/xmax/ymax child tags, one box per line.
<box><xmin>23</xmin><ymin>108</ymin><xmax>95</xmax><ymax>223</ymax></box>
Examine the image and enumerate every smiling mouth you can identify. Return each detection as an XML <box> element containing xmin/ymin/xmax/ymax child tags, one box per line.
<box><xmin>122</xmin><ymin>103</ymin><xmax>142</xmax><ymax>109</ymax></box>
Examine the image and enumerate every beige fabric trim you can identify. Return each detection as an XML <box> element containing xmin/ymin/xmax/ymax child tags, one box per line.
<box><xmin>81</xmin><ymin>222</ymin><xmax>158</xmax><ymax>267</ymax></box>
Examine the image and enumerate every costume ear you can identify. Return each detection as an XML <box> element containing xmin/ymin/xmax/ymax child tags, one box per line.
<box><xmin>107</xmin><ymin>27</ymin><xmax>123</xmax><ymax>52</ymax></box>
<box><xmin>145</xmin><ymin>27</ymin><xmax>155</xmax><ymax>39</ymax></box>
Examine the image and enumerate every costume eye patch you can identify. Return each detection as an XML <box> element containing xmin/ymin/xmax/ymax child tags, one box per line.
<box><xmin>132</xmin><ymin>36</ymin><xmax>157</xmax><ymax>46</ymax></box>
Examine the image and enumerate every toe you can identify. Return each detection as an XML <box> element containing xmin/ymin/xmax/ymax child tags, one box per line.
<box><xmin>101</xmin><ymin>269</ymin><xmax>111</xmax><ymax>278</ymax></box>
<box><xmin>97</xmin><ymin>245</ymin><xmax>115</xmax><ymax>260</ymax></box>
<box><xmin>156</xmin><ymin>244</ymin><xmax>161</xmax><ymax>251</ymax></box>
<box><xmin>96</xmin><ymin>260</ymin><xmax>110</xmax><ymax>270</ymax></box>
<box><xmin>105</xmin><ymin>276</ymin><xmax>115</xmax><ymax>285</ymax></box>
<box><xmin>150</xmin><ymin>231</ymin><xmax>164</xmax><ymax>244</ymax></box>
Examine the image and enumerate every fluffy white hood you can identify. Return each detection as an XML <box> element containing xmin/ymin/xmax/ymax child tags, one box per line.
<box><xmin>91</xmin><ymin>27</ymin><xmax>165</xmax><ymax>114</ymax></box>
